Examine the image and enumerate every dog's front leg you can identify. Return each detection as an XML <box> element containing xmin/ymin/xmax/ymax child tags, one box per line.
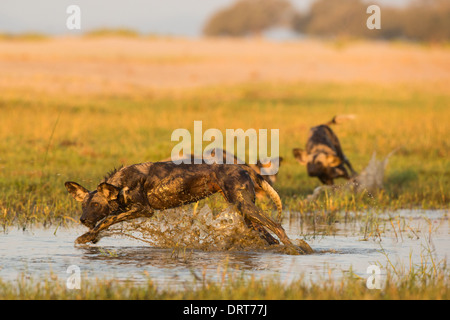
<box><xmin>75</xmin><ymin>205</ymin><xmax>153</xmax><ymax>244</ymax></box>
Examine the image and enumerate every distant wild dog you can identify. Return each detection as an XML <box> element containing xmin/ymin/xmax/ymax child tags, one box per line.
<box><xmin>293</xmin><ymin>115</ymin><xmax>357</xmax><ymax>185</ymax></box>
<box><xmin>65</xmin><ymin>161</ymin><xmax>312</xmax><ymax>254</ymax></box>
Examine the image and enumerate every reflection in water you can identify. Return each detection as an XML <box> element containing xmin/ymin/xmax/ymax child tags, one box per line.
<box><xmin>79</xmin><ymin>245</ymin><xmax>277</xmax><ymax>272</ymax></box>
<box><xmin>0</xmin><ymin>209</ymin><xmax>448</xmax><ymax>288</ymax></box>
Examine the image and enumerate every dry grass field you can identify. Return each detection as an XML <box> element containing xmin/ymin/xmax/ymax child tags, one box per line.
<box><xmin>0</xmin><ymin>36</ymin><xmax>449</xmax><ymax>95</ymax></box>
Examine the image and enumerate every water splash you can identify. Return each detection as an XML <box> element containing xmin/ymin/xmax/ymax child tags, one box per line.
<box><xmin>306</xmin><ymin>150</ymin><xmax>395</xmax><ymax>201</ymax></box>
<box><xmin>354</xmin><ymin>151</ymin><xmax>395</xmax><ymax>193</ymax></box>
<box><xmin>104</xmin><ymin>204</ymin><xmax>271</xmax><ymax>251</ymax></box>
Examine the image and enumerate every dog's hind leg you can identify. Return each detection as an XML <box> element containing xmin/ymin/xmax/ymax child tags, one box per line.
<box><xmin>215</xmin><ymin>170</ymin><xmax>312</xmax><ymax>254</ymax></box>
<box><xmin>243</xmin><ymin>216</ymin><xmax>279</xmax><ymax>245</ymax></box>
<box><xmin>344</xmin><ymin>157</ymin><xmax>357</xmax><ymax>177</ymax></box>
<box><xmin>238</xmin><ymin>199</ymin><xmax>312</xmax><ymax>254</ymax></box>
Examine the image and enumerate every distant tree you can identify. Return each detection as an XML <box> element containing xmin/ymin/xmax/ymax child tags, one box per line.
<box><xmin>203</xmin><ymin>0</ymin><xmax>296</xmax><ymax>37</ymax></box>
<box><xmin>401</xmin><ymin>0</ymin><xmax>450</xmax><ymax>42</ymax></box>
<box><xmin>293</xmin><ymin>0</ymin><xmax>371</xmax><ymax>38</ymax></box>
<box><xmin>291</xmin><ymin>0</ymin><xmax>450</xmax><ymax>42</ymax></box>
<box><xmin>205</xmin><ymin>0</ymin><xmax>450</xmax><ymax>41</ymax></box>
<box><xmin>376</xmin><ymin>7</ymin><xmax>406</xmax><ymax>40</ymax></box>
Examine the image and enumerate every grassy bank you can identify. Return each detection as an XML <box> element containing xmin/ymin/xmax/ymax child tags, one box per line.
<box><xmin>0</xmin><ymin>81</ymin><xmax>448</xmax><ymax>228</ymax></box>
<box><xmin>1</xmin><ymin>263</ymin><xmax>448</xmax><ymax>300</ymax></box>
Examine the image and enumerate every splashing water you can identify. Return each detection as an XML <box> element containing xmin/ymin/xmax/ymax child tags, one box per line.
<box><xmin>306</xmin><ymin>151</ymin><xmax>395</xmax><ymax>201</ymax></box>
<box><xmin>354</xmin><ymin>151</ymin><xmax>394</xmax><ymax>193</ymax></box>
<box><xmin>103</xmin><ymin>204</ymin><xmax>271</xmax><ymax>251</ymax></box>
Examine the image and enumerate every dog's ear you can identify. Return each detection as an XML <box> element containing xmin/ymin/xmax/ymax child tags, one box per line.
<box><xmin>65</xmin><ymin>181</ymin><xmax>89</xmax><ymax>202</ymax></box>
<box><xmin>326</xmin><ymin>154</ymin><xmax>342</xmax><ymax>167</ymax></box>
<box><xmin>97</xmin><ymin>182</ymin><xmax>121</xmax><ymax>201</ymax></box>
<box><xmin>293</xmin><ymin>149</ymin><xmax>308</xmax><ymax>165</ymax></box>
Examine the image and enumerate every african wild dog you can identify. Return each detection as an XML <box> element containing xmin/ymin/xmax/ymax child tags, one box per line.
<box><xmin>65</xmin><ymin>161</ymin><xmax>313</xmax><ymax>254</ymax></box>
<box><xmin>293</xmin><ymin>115</ymin><xmax>357</xmax><ymax>185</ymax></box>
<box><xmin>163</xmin><ymin>148</ymin><xmax>283</xmax><ymax>199</ymax></box>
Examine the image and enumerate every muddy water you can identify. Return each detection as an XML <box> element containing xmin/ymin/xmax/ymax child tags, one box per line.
<box><xmin>0</xmin><ymin>209</ymin><xmax>448</xmax><ymax>288</ymax></box>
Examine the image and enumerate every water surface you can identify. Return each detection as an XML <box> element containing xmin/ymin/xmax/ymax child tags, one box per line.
<box><xmin>0</xmin><ymin>209</ymin><xmax>448</xmax><ymax>289</ymax></box>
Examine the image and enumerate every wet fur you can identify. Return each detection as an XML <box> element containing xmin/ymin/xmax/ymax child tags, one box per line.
<box><xmin>162</xmin><ymin>148</ymin><xmax>282</xmax><ymax>198</ymax></box>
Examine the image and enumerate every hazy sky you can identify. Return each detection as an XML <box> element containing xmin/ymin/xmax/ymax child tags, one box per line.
<box><xmin>0</xmin><ymin>0</ymin><xmax>411</xmax><ymax>36</ymax></box>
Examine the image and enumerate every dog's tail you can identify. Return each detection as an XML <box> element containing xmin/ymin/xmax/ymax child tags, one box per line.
<box><xmin>325</xmin><ymin>114</ymin><xmax>356</xmax><ymax>126</ymax></box>
<box><xmin>255</xmin><ymin>174</ymin><xmax>283</xmax><ymax>223</ymax></box>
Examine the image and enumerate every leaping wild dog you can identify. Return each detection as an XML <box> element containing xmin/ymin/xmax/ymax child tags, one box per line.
<box><xmin>162</xmin><ymin>148</ymin><xmax>283</xmax><ymax>201</ymax></box>
<box><xmin>293</xmin><ymin>115</ymin><xmax>357</xmax><ymax>185</ymax></box>
<box><xmin>65</xmin><ymin>161</ymin><xmax>313</xmax><ymax>255</ymax></box>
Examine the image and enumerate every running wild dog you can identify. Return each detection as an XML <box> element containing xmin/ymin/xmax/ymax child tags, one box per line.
<box><xmin>163</xmin><ymin>148</ymin><xmax>283</xmax><ymax>199</ymax></box>
<box><xmin>65</xmin><ymin>161</ymin><xmax>313</xmax><ymax>255</ymax></box>
<box><xmin>293</xmin><ymin>115</ymin><xmax>357</xmax><ymax>185</ymax></box>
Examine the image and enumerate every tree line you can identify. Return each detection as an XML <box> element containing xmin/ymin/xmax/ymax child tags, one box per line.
<box><xmin>203</xmin><ymin>0</ymin><xmax>450</xmax><ymax>42</ymax></box>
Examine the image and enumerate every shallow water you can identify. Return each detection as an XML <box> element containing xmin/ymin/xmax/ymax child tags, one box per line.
<box><xmin>0</xmin><ymin>209</ymin><xmax>448</xmax><ymax>289</ymax></box>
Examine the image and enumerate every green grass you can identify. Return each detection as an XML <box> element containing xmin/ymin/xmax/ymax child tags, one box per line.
<box><xmin>0</xmin><ymin>81</ymin><xmax>448</xmax><ymax>228</ymax></box>
<box><xmin>1</xmin><ymin>262</ymin><xmax>448</xmax><ymax>300</ymax></box>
